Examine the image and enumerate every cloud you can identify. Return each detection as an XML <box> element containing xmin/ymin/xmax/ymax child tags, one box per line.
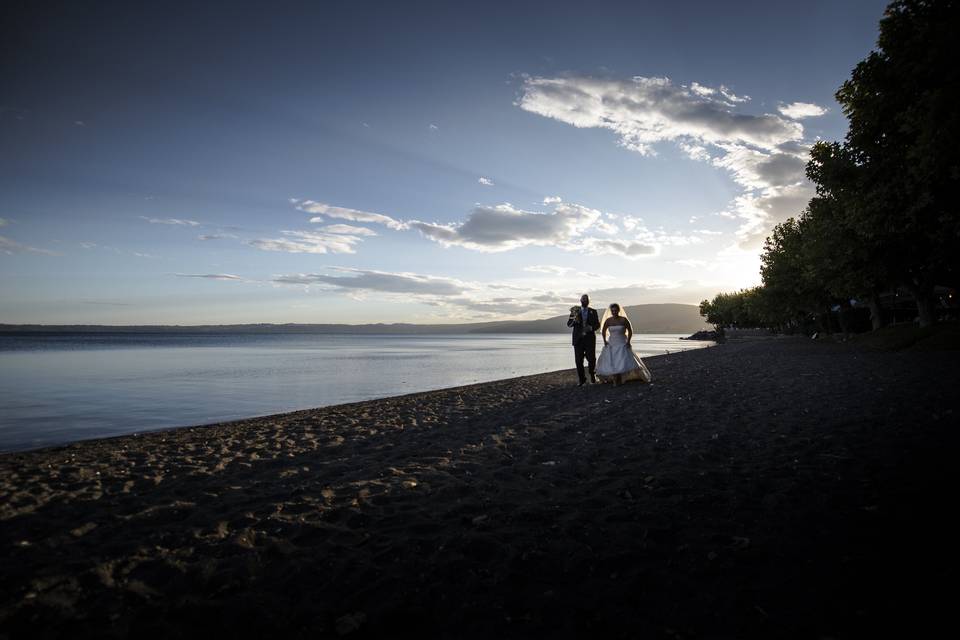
<box><xmin>197</xmin><ymin>233</ymin><xmax>238</xmax><ymax>241</ymax></box>
<box><xmin>673</xmin><ymin>259</ymin><xmax>709</xmax><ymax>267</ymax></box>
<box><xmin>542</xmin><ymin>196</ymin><xmax>562</xmax><ymax>204</ymax></box>
<box><xmin>711</xmin><ymin>143</ymin><xmax>808</xmax><ymax>189</ymax></box>
<box><xmin>79</xmin><ymin>300</ymin><xmax>134</xmax><ymax>306</ymax></box>
<box><xmin>517</xmin><ymin>74</ymin><xmax>818</xmax><ymax>246</ymax></box>
<box><xmin>1</xmin><ymin>235</ymin><xmax>58</xmax><ymax>256</ymax></box>
<box><xmin>518</xmin><ymin>75</ymin><xmax>799</xmax><ymax>155</ymax></box>
<box><xmin>478</xmin><ymin>177</ymin><xmax>494</xmax><ymax>186</ymax></box>
<box><xmin>694</xmin><ymin>229</ymin><xmax>724</xmax><ymax>236</ymax></box>
<box><xmin>319</xmin><ymin>224</ymin><xmax>378</xmax><ymax>236</ymax></box>
<box><xmin>575</xmin><ymin>237</ymin><xmax>657</xmax><ymax>258</ymax></box>
<box><xmin>410</xmin><ymin>202</ymin><xmax>601</xmax><ymax>252</ymax></box>
<box><xmin>273</xmin><ymin>268</ymin><xmax>467</xmax><ymax>296</ymax></box>
<box><xmin>140</xmin><ymin>216</ymin><xmax>200</xmax><ymax>226</ymax></box>
<box><xmin>429</xmin><ymin>123</ymin><xmax>439</xmax><ymax>130</ymax></box>
<box><xmin>294</xmin><ymin>199</ymin><xmax>406</xmax><ymax>230</ymax></box>
<box><xmin>175</xmin><ymin>273</ymin><xmax>245</xmax><ymax>281</ymax></box>
<box><xmin>248</xmin><ymin>230</ymin><xmax>363</xmax><ymax>254</ymax></box>
<box><xmin>524</xmin><ymin>264</ymin><xmax>575</xmax><ymax>275</ymax></box>
<box><xmin>777</xmin><ymin>102</ymin><xmax>828</xmax><ymax>119</ymax></box>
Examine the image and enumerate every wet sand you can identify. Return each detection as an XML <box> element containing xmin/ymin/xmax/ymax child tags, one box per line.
<box><xmin>1</xmin><ymin>337</ymin><xmax>956</xmax><ymax>638</ymax></box>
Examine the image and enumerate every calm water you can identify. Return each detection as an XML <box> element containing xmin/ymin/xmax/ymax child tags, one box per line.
<box><xmin>0</xmin><ymin>333</ymin><xmax>710</xmax><ymax>452</ymax></box>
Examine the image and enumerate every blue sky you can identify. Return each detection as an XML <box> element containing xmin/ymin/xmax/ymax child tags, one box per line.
<box><xmin>0</xmin><ymin>0</ymin><xmax>889</xmax><ymax>324</ymax></box>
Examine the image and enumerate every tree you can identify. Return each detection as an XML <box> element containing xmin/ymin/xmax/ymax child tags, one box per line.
<box><xmin>835</xmin><ymin>0</ymin><xmax>960</xmax><ymax>325</ymax></box>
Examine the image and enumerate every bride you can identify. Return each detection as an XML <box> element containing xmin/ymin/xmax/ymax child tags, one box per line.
<box><xmin>596</xmin><ymin>303</ymin><xmax>652</xmax><ymax>385</ymax></box>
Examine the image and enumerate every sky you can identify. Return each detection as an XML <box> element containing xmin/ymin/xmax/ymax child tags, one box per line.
<box><xmin>0</xmin><ymin>0</ymin><xmax>891</xmax><ymax>324</ymax></box>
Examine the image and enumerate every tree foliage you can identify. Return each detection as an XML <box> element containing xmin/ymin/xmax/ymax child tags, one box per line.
<box><xmin>702</xmin><ymin>0</ymin><xmax>959</xmax><ymax>331</ymax></box>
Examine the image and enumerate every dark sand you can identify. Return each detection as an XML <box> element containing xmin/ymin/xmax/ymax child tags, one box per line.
<box><xmin>1</xmin><ymin>337</ymin><xmax>957</xmax><ymax>639</ymax></box>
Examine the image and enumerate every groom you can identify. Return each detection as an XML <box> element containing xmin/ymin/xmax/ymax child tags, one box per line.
<box><xmin>568</xmin><ymin>294</ymin><xmax>600</xmax><ymax>386</ymax></box>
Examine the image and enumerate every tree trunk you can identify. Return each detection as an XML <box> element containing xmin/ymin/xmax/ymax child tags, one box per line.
<box><xmin>868</xmin><ymin>293</ymin><xmax>885</xmax><ymax>330</ymax></box>
<box><xmin>837</xmin><ymin>300</ymin><xmax>851</xmax><ymax>340</ymax></box>
<box><xmin>916</xmin><ymin>293</ymin><xmax>935</xmax><ymax>327</ymax></box>
<box><xmin>906</xmin><ymin>281</ymin><xmax>936</xmax><ymax>328</ymax></box>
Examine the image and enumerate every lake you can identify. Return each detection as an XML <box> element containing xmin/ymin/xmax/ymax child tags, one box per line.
<box><xmin>0</xmin><ymin>333</ymin><xmax>711</xmax><ymax>452</ymax></box>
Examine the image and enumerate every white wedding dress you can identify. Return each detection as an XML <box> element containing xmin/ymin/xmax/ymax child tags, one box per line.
<box><xmin>596</xmin><ymin>324</ymin><xmax>652</xmax><ymax>383</ymax></box>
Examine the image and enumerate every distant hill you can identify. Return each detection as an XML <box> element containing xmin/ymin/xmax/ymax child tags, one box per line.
<box><xmin>470</xmin><ymin>303</ymin><xmax>709</xmax><ymax>334</ymax></box>
<box><xmin>0</xmin><ymin>303</ymin><xmax>708</xmax><ymax>335</ymax></box>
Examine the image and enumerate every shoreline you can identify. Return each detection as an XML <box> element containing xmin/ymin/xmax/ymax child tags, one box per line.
<box><xmin>1</xmin><ymin>337</ymin><xmax>956</xmax><ymax>637</ymax></box>
<box><xmin>0</xmin><ymin>340</ymin><xmax>713</xmax><ymax>455</ymax></box>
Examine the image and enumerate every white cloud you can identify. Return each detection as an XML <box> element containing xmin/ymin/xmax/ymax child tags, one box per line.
<box><xmin>518</xmin><ymin>74</ymin><xmax>819</xmax><ymax>247</ymax></box>
<box><xmin>518</xmin><ymin>75</ymin><xmax>798</xmax><ymax>155</ymax></box>
<box><xmin>410</xmin><ymin>202</ymin><xmax>601</xmax><ymax>252</ymax></box>
<box><xmin>673</xmin><ymin>259</ymin><xmax>709</xmax><ymax>267</ymax></box>
<box><xmin>711</xmin><ymin>143</ymin><xmax>808</xmax><ymax>189</ymax></box>
<box><xmin>140</xmin><ymin>216</ymin><xmax>200</xmax><ymax>227</ymax></box>
<box><xmin>248</xmin><ymin>230</ymin><xmax>363</xmax><ymax>254</ymax></box>
<box><xmin>320</xmin><ymin>224</ymin><xmax>378</xmax><ymax>236</ymax></box>
<box><xmin>140</xmin><ymin>216</ymin><xmax>200</xmax><ymax>226</ymax></box>
<box><xmin>478</xmin><ymin>177</ymin><xmax>494</xmax><ymax>186</ymax></box>
<box><xmin>429</xmin><ymin>123</ymin><xmax>439</xmax><ymax>130</ymax></box>
<box><xmin>524</xmin><ymin>264</ymin><xmax>574</xmax><ymax>275</ymax></box>
<box><xmin>574</xmin><ymin>237</ymin><xmax>657</xmax><ymax>258</ymax></box>
<box><xmin>294</xmin><ymin>199</ymin><xmax>406</xmax><ymax>230</ymax></box>
<box><xmin>273</xmin><ymin>268</ymin><xmax>467</xmax><ymax>296</ymax></box>
<box><xmin>777</xmin><ymin>102</ymin><xmax>828</xmax><ymax>119</ymax></box>
<box><xmin>694</xmin><ymin>229</ymin><xmax>724</xmax><ymax>236</ymax></box>
<box><xmin>1</xmin><ymin>235</ymin><xmax>58</xmax><ymax>256</ymax></box>
<box><xmin>197</xmin><ymin>233</ymin><xmax>238</xmax><ymax>241</ymax></box>
<box><xmin>593</xmin><ymin>218</ymin><xmax>620</xmax><ymax>235</ymax></box>
<box><xmin>542</xmin><ymin>196</ymin><xmax>562</xmax><ymax>204</ymax></box>
<box><xmin>175</xmin><ymin>273</ymin><xmax>244</xmax><ymax>281</ymax></box>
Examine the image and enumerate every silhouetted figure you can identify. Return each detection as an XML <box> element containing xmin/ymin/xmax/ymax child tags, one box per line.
<box><xmin>567</xmin><ymin>294</ymin><xmax>600</xmax><ymax>386</ymax></box>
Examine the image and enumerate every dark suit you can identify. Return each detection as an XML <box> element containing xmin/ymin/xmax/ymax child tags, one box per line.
<box><xmin>567</xmin><ymin>306</ymin><xmax>600</xmax><ymax>383</ymax></box>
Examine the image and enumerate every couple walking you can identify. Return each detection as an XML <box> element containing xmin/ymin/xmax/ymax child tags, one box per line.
<box><xmin>567</xmin><ymin>294</ymin><xmax>652</xmax><ymax>387</ymax></box>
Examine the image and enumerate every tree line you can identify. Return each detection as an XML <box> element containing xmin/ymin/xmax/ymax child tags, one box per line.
<box><xmin>701</xmin><ymin>0</ymin><xmax>958</xmax><ymax>333</ymax></box>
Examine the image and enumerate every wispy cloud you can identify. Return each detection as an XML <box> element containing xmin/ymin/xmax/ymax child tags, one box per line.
<box><xmin>175</xmin><ymin>273</ymin><xmax>245</xmax><ymax>281</ymax></box>
<box><xmin>319</xmin><ymin>224</ymin><xmax>378</xmax><ymax>236</ymax></box>
<box><xmin>248</xmin><ymin>230</ymin><xmax>363</xmax><ymax>255</ymax></box>
<box><xmin>542</xmin><ymin>196</ymin><xmax>562</xmax><ymax>204</ymax></box>
<box><xmin>140</xmin><ymin>216</ymin><xmax>200</xmax><ymax>226</ymax></box>
<box><xmin>79</xmin><ymin>300</ymin><xmax>134</xmax><ymax>307</ymax></box>
<box><xmin>410</xmin><ymin>202</ymin><xmax>601</xmax><ymax>252</ymax></box>
<box><xmin>517</xmin><ymin>74</ymin><xmax>819</xmax><ymax>247</ymax></box>
<box><xmin>0</xmin><ymin>235</ymin><xmax>58</xmax><ymax>256</ymax></box>
<box><xmin>273</xmin><ymin>268</ymin><xmax>467</xmax><ymax>296</ymax></box>
<box><xmin>574</xmin><ymin>237</ymin><xmax>657</xmax><ymax>258</ymax></box>
<box><xmin>673</xmin><ymin>259</ymin><xmax>709</xmax><ymax>268</ymax></box>
<box><xmin>197</xmin><ymin>233</ymin><xmax>237</xmax><ymax>241</ymax></box>
<box><xmin>478</xmin><ymin>177</ymin><xmax>494</xmax><ymax>186</ymax></box>
<box><xmin>524</xmin><ymin>264</ymin><xmax>575</xmax><ymax>275</ymax></box>
<box><xmin>518</xmin><ymin>75</ymin><xmax>798</xmax><ymax>155</ymax></box>
<box><xmin>777</xmin><ymin>102</ymin><xmax>828</xmax><ymax>119</ymax></box>
<box><xmin>294</xmin><ymin>199</ymin><xmax>406</xmax><ymax>230</ymax></box>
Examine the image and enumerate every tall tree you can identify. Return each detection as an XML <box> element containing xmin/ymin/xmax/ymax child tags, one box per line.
<box><xmin>836</xmin><ymin>0</ymin><xmax>960</xmax><ymax>325</ymax></box>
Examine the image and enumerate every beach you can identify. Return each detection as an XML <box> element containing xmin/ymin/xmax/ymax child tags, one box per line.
<box><xmin>1</xmin><ymin>336</ymin><xmax>956</xmax><ymax>638</ymax></box>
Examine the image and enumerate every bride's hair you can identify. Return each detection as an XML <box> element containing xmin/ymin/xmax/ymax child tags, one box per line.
<box><xmin>600</xmin><ymin>303</ymin><xmax>629</xmax><ymax>338</ymax></box>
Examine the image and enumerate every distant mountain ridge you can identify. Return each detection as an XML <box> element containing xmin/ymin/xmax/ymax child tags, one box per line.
<box><xmin>0</xmin><ymin>304</ymin><xmax>708</xmax><ymax>335</ymax></box>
